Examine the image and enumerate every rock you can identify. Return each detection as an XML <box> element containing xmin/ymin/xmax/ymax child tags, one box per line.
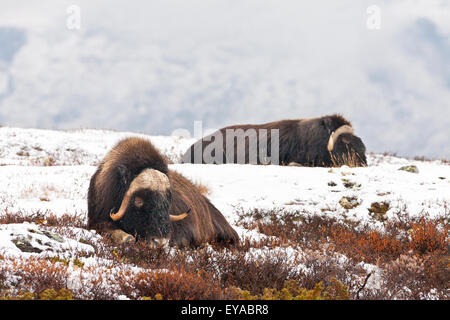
<box><xmin>41</xmin><ymin>230</ymin><xmax>65</xmax><ymax>243</ymax></box>
<box><xmin>368</xmin><ymin>202</ymin><xmax>390</xmax><ymax>222</ymax></box>
<box><xmin>0</xmin><ymin>223</ymin><xmax>95</xmax><ymax>256</ymax></box>
<box><xmin>398</xmin><ymin>165</ymin><xmax>419</xmax><ymax>174</ymax></box>
<box><xmin>11</xmin><ymin>235</ymin><xmax>43</xmax><ymax>253</ymax></box>
<box><xmin>341</xmin><ymin>178</ymin><xmax>361</xmax><ymax>189</ymax></box>
<box><xmin>339</xmin><ymin>196</ymin><xmax>360</xmax><ymax>209</ymax></box>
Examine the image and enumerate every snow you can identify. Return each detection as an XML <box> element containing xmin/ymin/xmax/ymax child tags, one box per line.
<box><xmin>0</xmin><ymin>126</ymin><xmax>449</xmax><ymax>298</ymax></box>
<box><xmin>171</xmin><ymin>161</ymin><xmax>450</xmax><ymax>228</ymax></box>
<box><xmin>0</xmin><ymin>127</ymin><xmax>196</xmax><ymax>166</ymax></box>
<box><xmin>0</xmin><ymin>222</ymin><xmax>95</xmax><ymax>258</ymax></box>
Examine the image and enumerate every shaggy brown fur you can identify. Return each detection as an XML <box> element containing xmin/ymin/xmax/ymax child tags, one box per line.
<box><xmin>88</xmin><ymin>137</ymin><xmax>239</xmax><ymax>247</ymax></box>
<box><xmin>183</xmin><ymin>114</ymin><xmax>367</xmax><ymax>167</ymax></box>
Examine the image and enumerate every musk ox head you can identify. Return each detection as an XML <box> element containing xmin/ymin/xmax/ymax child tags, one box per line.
<box><xmin>88</xmin><ymin>137</ymin><xmax>190</xmax><ymax>246</ymax></box>
<box><xmin>327</xmin><ymin>124</ymin><xmax>367</xmax><ymax>167</ymax></box>
<box><xmin>109</xmin><ymin>168</ymin><xmax>189</xmax><ymax>243</ymax></box>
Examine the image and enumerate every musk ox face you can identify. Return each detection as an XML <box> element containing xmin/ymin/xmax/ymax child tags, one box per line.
<box><xmin>109</xmin><ymin>168</ymin><xmax>188</xmax><ymax>243</ymax></box>
<box><xmin>120</xmin><ymin>188</ymin><xmax>173</xmax><ymax>241</ymax></box>
<box><xmin>327</xmin><ymin>126</ymin><xmax>367</xmax><ymax>167</ymax></box>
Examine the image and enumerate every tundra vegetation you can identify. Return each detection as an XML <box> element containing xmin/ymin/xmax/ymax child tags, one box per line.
<box><xmin>0</xmin><ymin>205</ymin><xmax>447</xmax><ymax>300</ymax></box>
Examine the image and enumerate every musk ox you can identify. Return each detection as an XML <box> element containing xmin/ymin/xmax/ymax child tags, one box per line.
<box><xmin>183</xmin><ymin>114</ymin><xmax>367</xmax><ymax>167</ymax></box>
<box><xmin>87</xmin><ymin>137</ymin><xmax>239</xmax><ymax>247</ymax></box>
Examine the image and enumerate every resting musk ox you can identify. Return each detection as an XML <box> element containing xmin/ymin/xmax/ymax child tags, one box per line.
<box><xmin>183</xmin><ymin>114</ymin><xmax>367</xmax><ymax>167</ymax></box>
<box><xmin>87</xmin><ymin>137</ymin><xmax>239</xmax><ymax>247</ymax></box>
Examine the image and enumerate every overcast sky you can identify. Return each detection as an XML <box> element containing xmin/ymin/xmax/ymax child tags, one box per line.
<box><xmin>0</xmin><ymin>0</ymin><xmax>449</xmax><ymax>159</ymax></box>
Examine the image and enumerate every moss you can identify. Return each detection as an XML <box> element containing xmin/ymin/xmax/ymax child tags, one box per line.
<box><xmin>262</xmin><ymin>281</ymin><xmax>326</xmax><ymax>300</ymax></box>
<box><xmin>323</xmin><ymin>278</ymin><xmax>351</xmax><ymax>300</ymax></box>
<box><xmin>231</xmin><ymin>279</ymin><xmax>350</xmax><ymax>300</ymax></box>
<box><xmin>48</xmin><ymin>257</ymin><xmax>84</xmax><ymax>268</ymax></box>
<box><xmin>141</xmin><ymin>293</ymin><xmax>163</xmax><ymax>300</ymax></box>
<box><xmin>228</xmin><ymin>287</ymin><xmax>259</xmax><ymax>300</ymax></box>
<box><xmin>48</xmin><ymin>256</ymin><xmax>71</xmax><ymax>266</ymax></box>
<box><xmin>0</xmin><ymin>288</ymin><xmax>74</xmax><ymax>300</ymax></box>
<box><xmin>73</xmin><ymin>258</ymin><xmax>85</xmax><ymax>268</ymax></box>
<box><xmin>39</xmin><ymin>288</ymin><xmax>74</xmax><ymax>300</ymax></box>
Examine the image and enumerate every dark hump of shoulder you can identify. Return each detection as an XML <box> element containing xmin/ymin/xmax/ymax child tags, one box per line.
<box><xmin>217</xmin><ymin>115</ymin><xmax>351</xmax><ymax>135</ymax></box>
<box><xmin>101</xmin><ymin>137</ymin><xmax>169</xmax><ymax>175</ymax></box>
<box><xmin>319</xmin><ymin>114</ymin><xmax>352</xmax><ymax>132</ymax></box>
<box><xmin>221</xmin><ymin>119</ymin><xmax>299</xmax><ymax>132</ymax></box>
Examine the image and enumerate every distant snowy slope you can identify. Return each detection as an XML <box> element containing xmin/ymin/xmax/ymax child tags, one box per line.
<box><xmin>0</xmin><ymin>127</ymin><xmax>195</xmax><ymax>166</ymax></box>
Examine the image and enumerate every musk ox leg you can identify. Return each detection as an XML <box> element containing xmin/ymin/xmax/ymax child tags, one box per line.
<box><xmin>109</xmin><ymin>229</ymin><xmax>135</xmax><ymax>244</ymax></box>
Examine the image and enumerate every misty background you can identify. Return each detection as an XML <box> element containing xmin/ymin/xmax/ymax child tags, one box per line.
<box><xmin>0</xmin><ymin>0</ymin><xmax>449</xmax><ymax>159</ymax></box>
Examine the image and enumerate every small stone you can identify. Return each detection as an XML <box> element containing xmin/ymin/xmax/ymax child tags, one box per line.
<box><xmin>398</xmin><ymin>165</ymin><xmax>419</xmax><ymax>174</ymax></box>
<box><xmin>341</xmin><ymin>179</ymin><xmax>361</xmax><ymax>189</ymax></box>
<box><xmin>339</xmin><ymin>196</ymin><xmax>360</xmax><ymax>209</ymax></box>
<box><xmin>42</xmin><ymin>230</ymin><xmax>65</xmax><ymax>243</ymax></box>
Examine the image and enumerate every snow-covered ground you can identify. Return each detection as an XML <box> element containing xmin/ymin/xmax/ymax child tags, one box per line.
<box><xmin>0</xmin><ymin>127</ymin><xmax>195</xmax><ymax>166</ymax></box>
<box><xmin>1</xmin><ymin>126</ymin><xmax>448</xmax><ymax>228</ymax></box>
<box><xmin>0</xmin><ymin>126</ymin><xmax>449</xmax><ymax>299</ymax></box>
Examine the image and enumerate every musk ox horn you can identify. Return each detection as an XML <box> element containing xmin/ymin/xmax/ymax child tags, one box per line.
<box><xmin>169</xmin><ymin>213</ymin><xmax>188</xmax><ymax>221</ymax></box>
<box><xmin>110</xmin><ymin>168</ymin><xmax>170</xmax><ymax>221</ymax></box>
<box><xmin>327</xmin><ymin>125</ymin><xmax>354</xmax><ymax>152</ymax></box>
<box><xmin>170</xmin><ymin>208</ymin><xmax>191</xmax><ymax>222</ymax></box>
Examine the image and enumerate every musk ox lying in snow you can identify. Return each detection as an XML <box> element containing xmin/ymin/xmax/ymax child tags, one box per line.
<box><xmin>183</xmin><ymin>114</ymin><xmax>367</xmax><ymax>167</ymax></box>
<box><xmin>88</xmin><ymin>137</ymin><xmax>239</xmax><ymax>247</ymax></box>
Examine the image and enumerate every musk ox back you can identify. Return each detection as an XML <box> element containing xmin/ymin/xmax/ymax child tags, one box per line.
<box><xmin>88</xmin><ymin>137</ymin><xmax>239</xmax><ymax>247</ymax></box>
<box><xmin>183</xmin><ymin>114</ymin><xmax>367</xmax><ymax>167</ymax></box>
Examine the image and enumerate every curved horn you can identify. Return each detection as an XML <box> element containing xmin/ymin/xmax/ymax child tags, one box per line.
<box><xmin>327</xmin><ymin>125</ymin><xmax>354</xmax><ymax>152</ymax></box>
<box><xmin>110</xmin><ymin>191</ymin><xmax>133</xmax><ymax>221</ymax></box>
<box><xmin>170</xmin><ymin>208</ymin><xmax>191</xmax><ymax>222</ymax></box>
<box><xmin>110</xmin><ymin>168</ymin><xmax>170</xmax><ymax>221</ymax></box>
